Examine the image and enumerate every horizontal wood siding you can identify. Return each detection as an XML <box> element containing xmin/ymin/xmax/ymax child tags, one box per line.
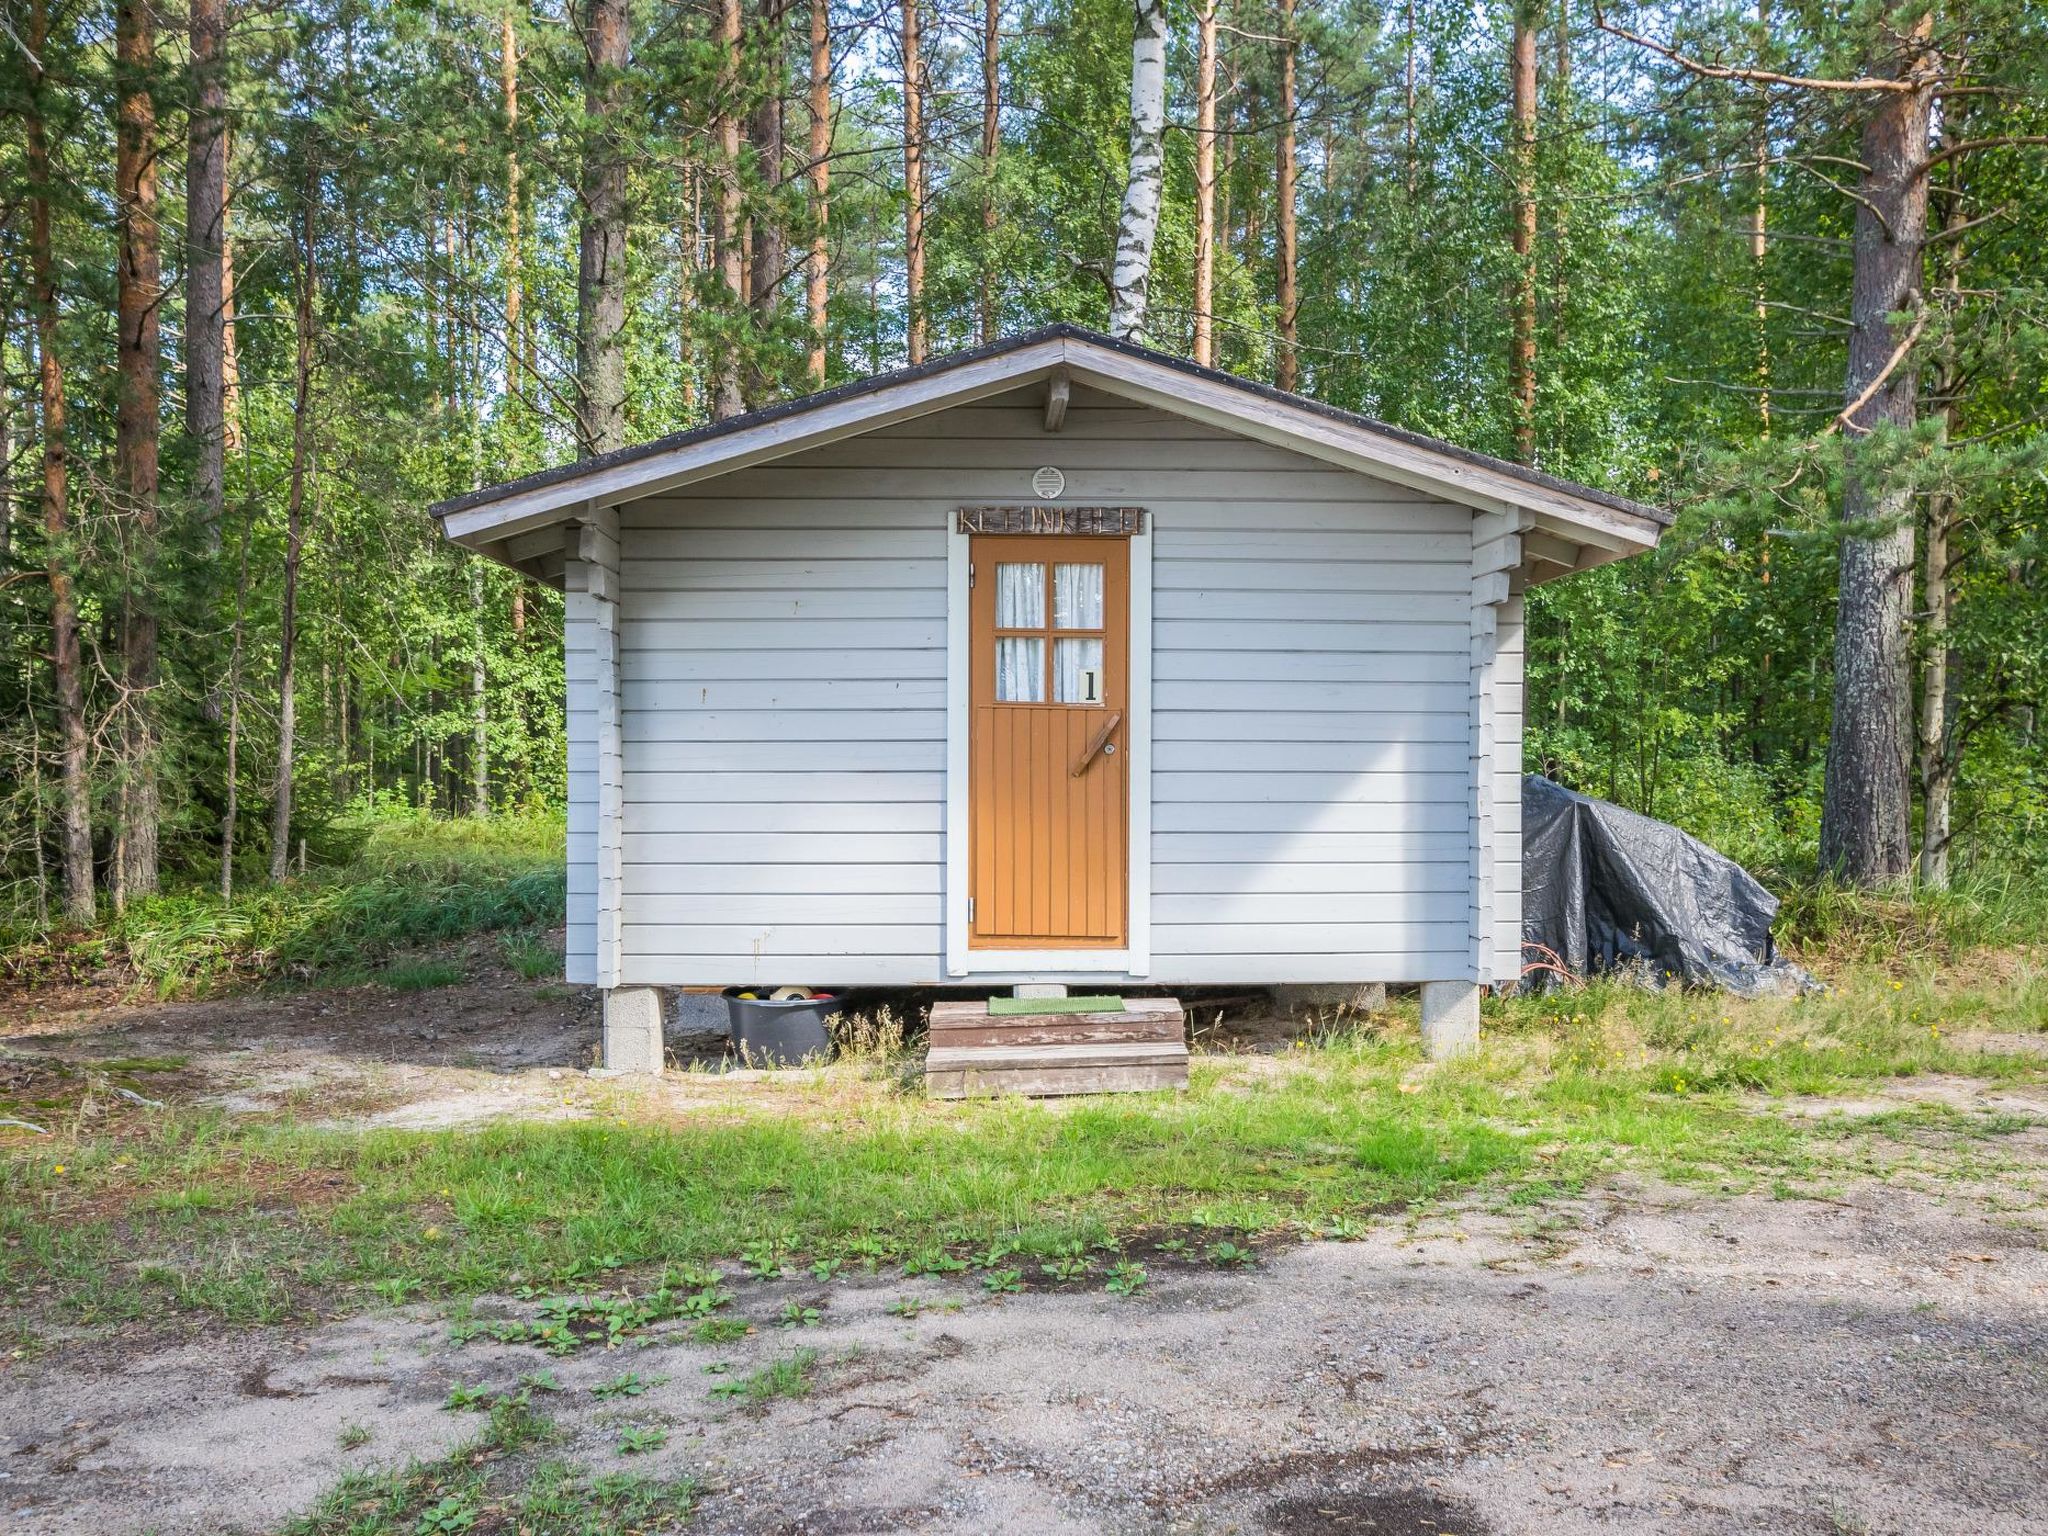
<box><xmin>564</xmin><ymin>589</ymin><xmax>598</xmax><ymax>984</ymax></box>
<box><xmin>1493</xmin><ymin>594</ymin><xmax>1527</xmax><ymax>981</ymax></box>
<box><xmin>1147</xmin><ymin>437</ymin><xmax>1473</xmax><ymax>981</ymax></box>
<box><xmin>596</xmin><ymin>386</ymin><xmax>1486</xmax><ymax>987</ymax></box>
<box><xmin>614</xmin><ymin>454</ymin><xmax>946</xmax><ymax>985</ymax></box>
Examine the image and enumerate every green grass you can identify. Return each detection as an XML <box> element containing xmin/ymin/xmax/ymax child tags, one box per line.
<box><xmin>3</xmin><ymin>811</ymin><xmax>564</xmax><ymax>995</ymax></box>
<box><xmin>1775</xmin><ymin>864</ymin><xmax>2048</xmax><ymax>965</ymax></box>
<box><xmin>689</xmin><ymin>1316</ymin><xmax>751</xmax><ymax>1344</ymax></box>
<box><xmin>498</xmin><ymin>929</ymin><xmax>562</xmax><ymax>982</ymax></box>
<box><xmin>280</xmin><ymin>1391</ymin><xmax>696</xmax><ymax>1536</ymax></box>
<box><xmin>1</xmin><ymin>959</ymin><xmax>2041</xmax><ymax>1337</ymax></box>
<box><xmin>379</xmin><ymin>958</ymin><xmax>467</xmax><ymax>992</ymax></box>
<box><xmin>710</xmin><ymin>1350</ymin><xmax>816</xmax><ymax>1404</ymax></box>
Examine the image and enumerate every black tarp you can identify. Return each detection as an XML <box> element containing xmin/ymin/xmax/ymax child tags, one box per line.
<box><xmin>1521</xmin><ymin>775</ymin><xmax>1810</xmax><ymax>995</ymax></box>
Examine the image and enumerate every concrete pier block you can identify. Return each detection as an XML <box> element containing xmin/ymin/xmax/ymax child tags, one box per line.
<box><xmin>602</xmin><ymin>986</ymin><xmax>666</xmax><ymax>1073</ymax></box>
<box><xmin>1419</xmin><ymin>981</ymin><xmax>1481</xmax><ymax>1061</ymax></box>
<box><xmin>1013</xmin><ymin>983</ymin><xmax>1069</xmax><ymax>999</ymax></box>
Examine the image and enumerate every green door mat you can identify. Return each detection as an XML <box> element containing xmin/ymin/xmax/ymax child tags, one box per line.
<box><xmin>985</xmin><ymin>995</ymin><xmax>1126</xmax><ymax>1015</ymax></box>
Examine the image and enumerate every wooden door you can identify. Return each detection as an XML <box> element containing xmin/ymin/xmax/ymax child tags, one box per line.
<box><xmin>969</xmin><ymin>535</ymin><xmax>1130</xmax><ymax>949</ymax></box>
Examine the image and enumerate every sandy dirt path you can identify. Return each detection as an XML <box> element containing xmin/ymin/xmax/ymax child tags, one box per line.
<box><xmin>3</xmin><ymin>1176</ymin><xmax>2043</xmax><ymax>1536</ymax></box>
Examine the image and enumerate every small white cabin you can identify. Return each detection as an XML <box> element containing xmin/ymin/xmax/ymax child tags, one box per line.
<box><xmin>436</xmin><ymin>327</ymin><xmax>1667</xmax><ymax>1067</ymax></box>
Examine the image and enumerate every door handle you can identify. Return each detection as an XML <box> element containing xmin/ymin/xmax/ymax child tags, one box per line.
<box><xmin>1071</xmin><ymin>711</ymin><xmax>1123</xmax><ymax>777</ymax></box>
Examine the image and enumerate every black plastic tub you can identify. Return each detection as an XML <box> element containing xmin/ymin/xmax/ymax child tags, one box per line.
<box><xmin>722</xmin><ymin>989</ymin><xmax>844</xmax><ymax>1067</ymax></box>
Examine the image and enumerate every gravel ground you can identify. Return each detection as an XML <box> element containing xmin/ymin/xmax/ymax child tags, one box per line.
<box><xmin>4</xmin><ymin>1175</ymin><xmax>2043</xmax><ymax>1535</ymax></box>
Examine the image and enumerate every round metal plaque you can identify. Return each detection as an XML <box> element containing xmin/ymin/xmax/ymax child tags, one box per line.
<box><xmin>1031</xmin><ymin>465</ymin><xmax>1066</xmax><ymax>500</ymax></box>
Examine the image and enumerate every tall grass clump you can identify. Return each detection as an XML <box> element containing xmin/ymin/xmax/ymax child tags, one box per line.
<box><xmin>1775</xmin><ymin>864</ymin><xmax>2048</xmax><ymax>966</ymax></box>
<box><xmin>497</xmin><ymin>930</ymin><xmax>562</xmax><ymax>982</ymax></box>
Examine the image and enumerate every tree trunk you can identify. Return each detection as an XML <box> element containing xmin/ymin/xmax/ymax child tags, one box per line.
<box><xmin>25</xmin><ymin>0</ymin><xmax>91</xmax><ymax>923</ymax></box>
<box><xmin>807</xmin><ymin>0</ymin><xmax>831</xmax><ymax>382</ymax></box>
<box><xmin>902</xmin><ymin>0</ymin><xmax>927</xmax><ymax>362</ymax></box>
<box><xmin>0</xmin><ymin>312</ymin><xmax>12</xmax><ymax>598</ymax></box>
<box><xmin>713</xmin><ymin>0</ymin><xmax>747</xmax><ymax>417</ymax></box>
<box><xmin>1235</xmin><ymin>60</ymin><xmax>1258</xmax><ymax>271</ymax></box>
<box><xmin>503</xmin><ymin>4</ymin><xmax>524</xmax><ymax>399</ymax></box>
<box><xmin>427</xmin><ymin>207</ymin><xmax>443</xmax><ymax>414</ymax></box>
<box><xmin>1917</xmin><ymin>122</ymin><xmax>1966</xmax><ymax>891</ymax></box>
<box><xmin>742</xmin><ymin>0</ymin><xmax>788</xmax><ymax>407</ymax></box>
<box><xmin>678</xmin><ymin>163</ymin><xmax>700</xmax><ymax>410</ymax></box>
<box><xmin>1749</xmin><ymin>0</ymin><xmax>1771</xmax><ymax>434</ymax></box>
<box><xmin>1403</xmin><ymin>0</ymin><xmax>1417</xmax><ymax>196</ymax></box>
<box><xmin>1548</xmin><ymin>0</ymin><xmax>1570</xmax><ymax>360</ymax></box>
<box><xmin>222</xmin><ymin>202</ymin><xmax>243</xmax><ymax>458</ymax></box>
<box><xmin>1750</xmin><ymin>135</ymin><xmax>1771</xmax><ymax>433</ymax></box>
<box><xmin>187</xmin><ymin>0</ymin><xmax>228</xmax><ymax>551</ymax></box>
<box><xmin>221</xmin><ymin>502</ymin><xmax>253</xmax><ymax>899</ymax></box>
<box><xmin>577</xmin><ymin>0</ymin><xmax>630</xmax><ymax>456</ymax></box>
<box><xmin>1217</xmin><ymin>17</ymin><xmax>1234</xmax><ymax>258</ymax></box>
<box><xmin>332</xmin><ymin>664</ymin><xmax>346</xmax><ymax>805</ymax></box>
<box><xmin>1107</xmin><ymin>0</ymin><xmax>1167</xmax><ymax>340</ymax></box>
<box><xmin>1817</xmin><ymin>31</ymin><xmax>1934</xmax><ymax>888</ymax></box>
<box><xmin>465</xmin><ymin>183</ymin><xmax>491</xmax><ymax>821</ymax></box>
<box><xmin>1193</xmin><ymin>0</ymin><xmax>1218</xmax><ymax>367</ymax></box>
<box><xmin>26</xmin><ymin>656</ymin><xmax>47</xmax><ymax>926</ymax></box>
<box><xmin>749</xmin><ymin>0</ymin><xmax>786</xmax><ymax>321</ymax></box>
<box><xmin>470</xmin><ymin>560</ymin><xmax>489</xmax><ymax>817</ymax></box>
<box><xmin>1918</xmin><ymin>484</ymin><xmax>1953</xmax><ymax>888</ymax></box>
<box><xmin>444</xmin><ymin>214</ymin><xmax>461</xmax><ymax>402</ymax></box>
<box><xmin>270</xmin><ymin>178</ymin><xmax>319</xmax><ymax>885</ymax></box>
<box><xmin>978</xmin><ymin>0</ymin><xmax>1000</xmax><ymax>344</ymax></box>
<box><xmin>1507</xmin><ymin>1</ymin><xmax>1537</xmax><ymax>463</ymax></box>
<box><xmin>1273</xmin><ymin>0</ymin><xmax>1298</xmax><ymax>389</ymax></box>
<box><xmin>113</xmin><ymin>0</ymin><xmax>163</xmax><ymax>909</ymax></box>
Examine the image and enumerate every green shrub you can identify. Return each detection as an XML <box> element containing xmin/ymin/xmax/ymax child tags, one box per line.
<box><xmin>15</xmin><ymin>811</ymin><xmax>565</xmax><ymax>994</ymax></box>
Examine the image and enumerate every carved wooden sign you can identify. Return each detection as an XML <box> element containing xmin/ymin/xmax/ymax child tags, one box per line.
<box><xmin>956</xmin><ymin>505</ymin><xmax>1146</xmax><ymax>536</ymax></box>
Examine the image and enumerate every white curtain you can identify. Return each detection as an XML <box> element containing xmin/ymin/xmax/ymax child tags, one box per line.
<box><xmin>996</xmin><ymin>637</ymin><xmax>1045</xmax><ymax>702</ymax></box>
<box><xmin>1055</xmin><ymin>637</ymin><xmax>1105</xmax><ymax>703</ymax></box>
<box><xmin>994</xmin><ymin>562</ymin><xmax>1103</xmax><ymax>703</ymax></box>
<box><xmin>1053</xmin><ymin>563</ymin><xmax>1104</xmax><ymax>630</ymax></box>
<box><xmin>996</xmin><ymin>563</ymin><xmax>1044</xmax><ymax>628</ymax></box>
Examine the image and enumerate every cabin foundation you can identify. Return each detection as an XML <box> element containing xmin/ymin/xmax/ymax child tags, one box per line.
<box><xmin>1419</xmin><ymin>981</ymin><xmax>1481</xmax><ymax>1060</ymax></box>
<box><xmin>602</xmin><ymin>986</ymin><xmax>665</xmax><ymax>1073</ymax></box>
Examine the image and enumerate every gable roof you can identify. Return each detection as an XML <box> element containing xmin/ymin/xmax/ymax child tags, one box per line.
<box><xmin>435</xmin><ymin>324</ymin><xmax>1669</xmax><ymax>587</ymax></box>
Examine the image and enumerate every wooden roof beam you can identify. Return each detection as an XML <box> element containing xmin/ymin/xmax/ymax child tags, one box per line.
<box><xmin>1043</xmin><ymin>367</ymin><xmax>1071</xmax><ymax>432</ymax></box>
<box><xmin>1523</xmin><ymin>529</ymin><xmax>1581</xmax><ymax>569</ymax></box>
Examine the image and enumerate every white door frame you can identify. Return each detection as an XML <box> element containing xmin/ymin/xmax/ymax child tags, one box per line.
<box><xmin>944</xmin><ymin>517</ymin><xmax>1152</xmax><ymax>978</ymax></box>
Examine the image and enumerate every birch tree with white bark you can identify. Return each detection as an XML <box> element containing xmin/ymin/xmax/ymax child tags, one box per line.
<box><xmin>1107</xmin><ymin>0</ymin><xmax>1167</xmax><ymax>340</ymax></box>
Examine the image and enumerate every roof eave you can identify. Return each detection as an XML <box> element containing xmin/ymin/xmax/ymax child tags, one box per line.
<box><xmin>438</xmin><ymin>326</ymin><xmax>1667</xmax><ymax>573</ymax></box>
<box><xmin>438</xmin><ymin>333</ymin><xmax>1072</xmax><ymax>548</ymax></box>
<box><xmin>1054</xmin><ymin>343</ymin><xmax>1664</xmax><ymax>553</ymax></box>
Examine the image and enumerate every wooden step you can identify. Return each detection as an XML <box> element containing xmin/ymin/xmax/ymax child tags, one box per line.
<box><xmin>928</xmin><ymin>996</ymin><xmax>1185</xmax><ymax>1050</ymax></box>
<box><xmin>932</xmin><ymin>1018</ymin><xmax>1182</xmax><ymax>1048</ymax></box>
<box><xmin>924</xmin><ymin>1039</ymin><xmax>1190</xmax><ymax>1100</ymax></box>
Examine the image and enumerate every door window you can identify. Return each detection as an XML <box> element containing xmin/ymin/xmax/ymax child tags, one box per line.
<box><xmin>993</xmin><ymin>559</ymin><xmax>1108</xmax><ymax>706</ymax></box>
<box><xmin>995</xmin><ymin>637</ymin><xmax>1046</xmax><ymax>703</ymax></box>
<box><xmin>995</xmin><ymin>562</ymin><xmax>1044</xmax><ymax>628</ymax></box>
<box><xmin>1054</xmin><ymin>638</ymin><xmax>1104</xmax><ymax>704</ymax></box>
<box><xmin>1052</xmin><ymin>563</ymin><xmax>1104</xmax><ymax>629</ymax></box>
<box><xmin>1052</xmin><ymin>563</ymin><xmax>1107</xmax><ymax>705</ymax></box>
